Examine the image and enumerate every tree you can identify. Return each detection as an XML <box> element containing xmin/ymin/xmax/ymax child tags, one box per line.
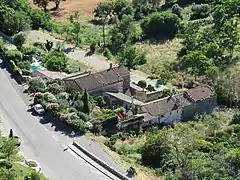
<box><xmin>180</xmin><ymin>50</ymin><xmax>214</xmax><ymax>80</ymax></box>
<box><xmin>45</xmin><ymin>40</ymin><xmax>53</xmax><ymax>51</ymax></box>
<box><xmin>171</xmin><ymin>3</ymin><xmax>182</xmax><ymax>19</ymax></box>
<box><xmin>94</xmin><ymin>1</ymin><xmax>114</xmax><ymax>46</ymax></box>
<box><xmin>137</xmin><ymin>80</ymin><xmax>147</xmax><ymax>89</ymax></box>
<box><xmin>43</xmin><ymin>51</ymin><xmax>68</xmax><ymax>72</ymax></box>
<box><xmin>141</xmin><ymin>11</ymin><xmax>181</xmax><ymax>39</ymax></box>
<box><xmin>110</xmin><ymin>15</ymin><xmax>140</xmax><ymax>47</ymax></box>
<box><xmin>0</xmin><ymin>137</ymin><xmax>18</xmax><ymax>161</ymax></box>
<box><xmin>69</xmin><ymin>12</ymin><xmax>81</xmax><ymax>46</ymax></box>
<box><xmin>3</xmin><ymin>0</ymin><xmax>32</xmax><ymax>12</ymax></box>
<box><xmin>190</xmin><ymin>4</ymin><xmax>210</xmax><ymax>20</ymax></box>
<box><xmin>215</xmin><ymin>63</ymin><xmax>240</xmax><ymax>107</ymax></box>
<box><xmin>30</xmin><ymin>9</ymin><xmax>52</xmax><ymax>30</ymax></box>
<box><xmin>117</xmin><ymin>45</ymin><xmax>146</xmax><ymax>70</ymax></box>
<box><xmin>168</xmin><ymin>124</ymin><xmax>200</xmax><ymax>179</ymax></box>
<box><xmin>33</xmin><ymin>0</ymin><xmax>49</xmax><ymax>11</ymax></box>
<box><xmin>51</xmin><ymin>0</ymin><xmax>62</xmax><ymax>10</ymax></box>
<box><xmin>141</xmin><ymin>129</ymin><xmax>171</xmax><ymax>168</ymax></box>
<box><xmin>13</xmin><ymin>33</ymin><xmax>26</xmax><ymax>49</ymax></box>
<box><xmin>8</xmin><ymin>129</ymin><xmax>13</xmax><ymax>138</ymax></box>
<box><xmin>82</xmin><ymin>90</ymin><xmax>90</xmax><ymax>115</ymax></box>
<box><xmin>0</xmin><ymin>6</ymin><xmax>31</xmax><ymax>36</ymax></box>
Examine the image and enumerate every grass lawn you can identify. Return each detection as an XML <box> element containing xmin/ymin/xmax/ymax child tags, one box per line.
<box><xmin>13</xmin><ymin>163</ymin><xmax>46</xmax><ymax>180</ymax></box>
<box><xmin>136</xmin><ymin>38</ymin><xmax>183</xmax><ymax>76</ymax></box>
<box><xmin>88</xmin><ymin>134</ymin><xmax>161</xmax><ymax>180</ymax></box>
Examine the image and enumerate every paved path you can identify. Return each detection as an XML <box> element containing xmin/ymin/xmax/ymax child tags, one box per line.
<box><xmin>0</xmin><ymin>58</ymin><xmax>121</xmax><ymax>180</ymax></box>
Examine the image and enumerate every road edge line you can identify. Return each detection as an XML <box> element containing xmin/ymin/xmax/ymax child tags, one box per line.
<box><xmin>72</xmin><ymin>141</ymin><xmax>131</xmax><ymax>180</ymax></box>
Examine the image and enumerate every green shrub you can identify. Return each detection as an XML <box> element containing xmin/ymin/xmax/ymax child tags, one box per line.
<box><xmin>33</xmin><ymin>42</ymin><xmax>47</xmax><ymax>51</ymax></box>
<box><xmin>21</xmin><ymin>69</ymin><xmax>31</xmax><ymax>76</ymax></box>
<box><xmin>117</xmin><ymin>144</ymin><xmax>136</xmax><ymax>155</ymax></box>
<box><xmin>28</xmin><ymin>77</ymin><xmax>46</xmax><ymax>93</ymax></box>
<box><xmin>43</xmin><ymin>92</ymin><xmax>56</xmax><ymax>102</ymax></box>
<box><xmin>46</xmin><ymin>82</ymin><xmax>63</xmax><ymax>95</ymax></box>
<box><xmin>65</xmin><ymin>119</ymin><xmax>87</xmax><ymax>133</ymax></box>
<box><xmin>137</xmin><ymin>80</ymin><xmax>147</xmax><ymax>89</ymax></box>
<box><xmin>5</xmin><ymin>49</ymin><xmax>23</xmax><ymax>62</ymax></box>
<box><xmin>21</xmin><ymin>45</ymin><xmax>38</xmax><ymax>55</ymax></box>
<box><xmin>232</xmin><ymin>111</ymin><xmax>240</xmax><ymax>125</ymax></box>
<box><xmin>10</xmin><ymin>60</ymin><xmax>22</xmax><ymax>74</ymax></box>
<box><xmin>13</xmin><ymin>33</ymin><xmax>26</xmax><ymax>48</ymax></box>
<box><xmin>146</xmin><ymin>84</ymin><xmax>155</xmax><ymax>92</ymax></box>
<box><xmin>103</xmin><ymin>48</ymin><xmax>112</xmax><ymax>60</ymax></box>
<box><xmin>190</xmin><ymin>4</ymin><xmax>210</xmax><ymax>20</ymax></box>
<box><xmin>141</xmin><ymin>11</ymin><xmax>181</xmax><ymax>39</ymax></box>
<box><xmin>77</xmin><ymin>111</ymin><xmax>90</xmax><ymax>122</ymax></box>
<box><xmin>90</xmin><ymin>41</ymin><xmax>97</xmax><ymax>53</ymax></box>
<box><xmin>17</xmin><ymin>60</ymin><xmax>31</xmax><ymax>70</ymax></box>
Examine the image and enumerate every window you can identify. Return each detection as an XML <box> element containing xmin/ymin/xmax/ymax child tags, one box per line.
<box><xmin>170</xmin><ymin>112</ymin><xmax>172</xmax><ymax>115</ymax></box>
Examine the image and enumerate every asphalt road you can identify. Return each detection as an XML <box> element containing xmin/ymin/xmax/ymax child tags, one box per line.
<box><xmin>0</xmin><ymin>58</ymin><xmax>120</xmax><ymax>180</ymax></box>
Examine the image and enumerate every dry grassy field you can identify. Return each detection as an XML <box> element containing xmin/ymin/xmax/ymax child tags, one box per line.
<box><xmin>29</xmin><ymin>0</ymin><xmax>103</xmax><ymax>21</ymax></box>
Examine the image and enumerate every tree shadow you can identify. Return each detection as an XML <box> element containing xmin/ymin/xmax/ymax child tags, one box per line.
<box><xmin>39</xmin><ymin>114</ymin><xmax>82</xmax><ymax>138</ymax></box>
<box><xmin>84</xmin><ymin>51</ymin><xmax>93</xmax><ymax>57</ymax></box>
<box><xmin>0</xmin><ymin>60</ymin><xmax>22</xmax><ymax>85</ymax></box>
<box><xmin>27</xmin><ymin>108</ymin><xmax>39</xmax><ymax>117</ymax></box>
<box><xmin>64</xmin><ymin>47</ymin><xmax>75</xmax><ymax>54</ymax></box>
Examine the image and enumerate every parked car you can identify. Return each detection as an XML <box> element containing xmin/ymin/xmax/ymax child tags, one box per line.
<box><xmin>33</xmin><ymin>104</ymin><xmax>45</xmax><ymax>115</ymax></box>
<box><xmin>13</xmin><ymin>135</ymin><xmax>21</xmax><ymax>147</ymax></box>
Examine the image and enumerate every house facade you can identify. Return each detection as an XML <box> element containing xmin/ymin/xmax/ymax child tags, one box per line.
<box><xmin>112</xmin><ymin>86</ymin><xmax>217</xmax><ymax>130</ymax></box>
<box><xmin>180</xmin><ymin>86</ymin><xmax>217</xmax><ymax>121</ymax></box>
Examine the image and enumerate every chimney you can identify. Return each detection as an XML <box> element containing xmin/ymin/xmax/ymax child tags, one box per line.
<box><xmin>131</xmin><ymin>96</ymin><xmax>135</xmax><ymax>110</ymax></box>
<box><xmin>109</xmin><ymin>63</ymin><xmax>113</xmax><ymax>69</ymax></box>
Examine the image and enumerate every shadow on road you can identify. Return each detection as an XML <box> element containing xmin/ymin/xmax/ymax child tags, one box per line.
<box><xmin>39</xmin><ymin>114</ymin><xmax>82</xmax><ymax>138</ymax></box>
<box><xmin>84</xmin><ymin>51</ymin><xmax>93</xmax><ymax>57</ymax></box>
<box><xmin>27</xmin><ymin>108</ymin><xmax>39</xmax><ymax>117</ymax></box>
<box><xmin>0</xmin><ymin>61</ymin><xmax>22</xmax><ymax>85</ymax></box>
<box><xmin>64</xmin><ymin>47</ymin><xmax>75</xmax><ymax>54</ymax></box>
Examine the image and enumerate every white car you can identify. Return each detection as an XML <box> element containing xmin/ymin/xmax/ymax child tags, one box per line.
<box><xmin>33</xmin><ymin>104</ymin><xmax>45</xmax><ymax>115</ymax></box>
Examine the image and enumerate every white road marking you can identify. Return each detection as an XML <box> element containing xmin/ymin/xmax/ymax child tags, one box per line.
<box><xmin>67</xmin><ymin>149</ymin><xmax>88</xmax><ymax>166</ymax></box>
<box><xmin>52</xmin><ymin>135</ymin><xmax>59</xmax><ymax>142</ymax></box>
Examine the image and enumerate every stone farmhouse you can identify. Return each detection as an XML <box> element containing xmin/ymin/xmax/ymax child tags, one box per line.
<box><xmin>35</xmin><ymin>64</ymin><xmax>217</xmax><ymax>129</ymax></box>
<box><xmin>63</xmin><ymin>64</ymin><xmax>130</xmax><ymax>95</ymax></box>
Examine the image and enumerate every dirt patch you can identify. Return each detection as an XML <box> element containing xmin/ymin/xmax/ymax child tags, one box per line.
<box><xmin>29</xmin><ymin>0</ymin><xmax>103</xmax><ymax>21</ymax></box>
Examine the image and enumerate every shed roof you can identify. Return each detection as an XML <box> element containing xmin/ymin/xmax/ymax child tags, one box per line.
<box><xmin>185</xmin><ymin>86</ymin><xmax>214</xmax><ymax>102</ymax></box>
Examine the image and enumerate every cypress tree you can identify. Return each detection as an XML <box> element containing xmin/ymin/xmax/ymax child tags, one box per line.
<box><xmin>82</xmin><ymin>90</ymin><xmax>90</xmax><ymax>114</ymax></box>
<box><xmin>9</xmin><ymin>129</ymin><xmax>13</xmax><ymax>138</ymax></box>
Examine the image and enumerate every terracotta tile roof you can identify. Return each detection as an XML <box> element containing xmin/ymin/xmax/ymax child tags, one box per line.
<box><xmin>112</xmin><ymin>66</ymin><xmax>129</xmax><ymax>77</ymax></box>
<box><xmin>141</xmin><ymin>96</ymin><xmax>179</xmax><ymax>116</ymax></box>
<box><xmin>185</xmin><ymin>86</ymin><xmax>214</xmax><ymax>102</ymax></box>
<box><xmin>172</xmin><ymin>93</ymin><xmax>192</xmax><ymax>107</ymax></box>
<box><xmin>63</xmin><ymin>68</ymin><xmax>124</xmax><ymax>91</ymax></box>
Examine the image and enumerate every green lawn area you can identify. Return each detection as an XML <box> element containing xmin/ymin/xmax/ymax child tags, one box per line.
<box><xmin>13</xmin><ymin>163</ymin><xmax>46</xmax><ymax>180</ymax></box>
